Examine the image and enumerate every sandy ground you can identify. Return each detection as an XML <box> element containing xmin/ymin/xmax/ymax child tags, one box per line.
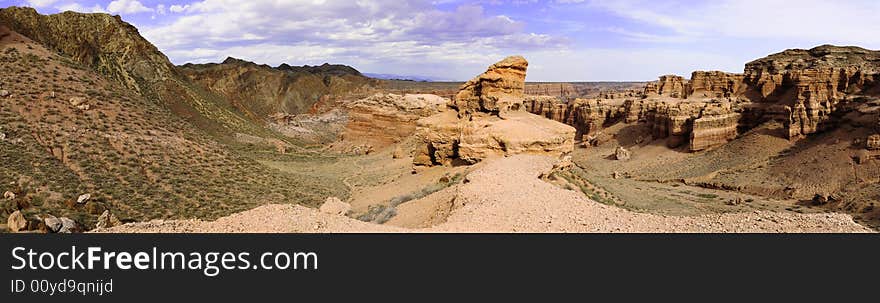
<box><xmin>99</xmin><ymin>155</ymin><xmax>872</xmax><ymax>233</ymax></box>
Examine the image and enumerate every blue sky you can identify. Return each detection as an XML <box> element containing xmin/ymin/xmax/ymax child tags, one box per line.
<box><xmin>3</xmin><ymin>0</ymin><xmax>880</xmax><ymax>81</ymax></box>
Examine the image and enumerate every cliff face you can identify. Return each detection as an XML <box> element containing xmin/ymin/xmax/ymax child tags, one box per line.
<box><xmin>179</xmin><ymin>58</ymin><xmax>376</xmax><ymax>121</ymax></box>
<box><xmin>526</xmin><ymin>45</ymin><xmax>880</xmax><ymax>151</ymax></box>
<box><xmin>743</xmin><ymin>45</ymin><xmax>880</xmax><ymax>138</ymax></box>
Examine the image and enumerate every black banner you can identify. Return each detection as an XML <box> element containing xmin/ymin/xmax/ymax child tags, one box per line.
<box><xmin>1</xmin><ymin>234</ymin><xmax>877</xmax><ymax>301</ymax></box>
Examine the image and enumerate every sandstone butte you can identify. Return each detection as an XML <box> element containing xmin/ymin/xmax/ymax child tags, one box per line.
<box><xmin>413</xmin><ymin>56</ymin><xmax>577</xmax><ymax>166</ymax></box>
<box><xmin>524</xmin><ymin>45</ymin><xmax>880</xmax><ymax>153</ymax></box>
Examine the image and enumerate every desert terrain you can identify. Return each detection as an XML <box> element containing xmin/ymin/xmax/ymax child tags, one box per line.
<box><xmin>1</xmin><ymin>7</ymin><xmax>877</xmax><ymax>233</ymax></box>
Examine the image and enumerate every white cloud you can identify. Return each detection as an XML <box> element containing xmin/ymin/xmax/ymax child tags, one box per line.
<box><xmin>55</xmin><ymin>2</ymin><xmax>107</xmax><ymax>13</ymax></box>
<box><xmin>588</xmin><ymin>0</ymin><xmax>880</xmax><ymax>47</ymax></box>
<box><xmin>26</xmin><ymin>0</ymin><xmax>59</xmax><ymax>7</ymax></box>
<box><xmin>141</xmin><ymin>0</ymin><xmax>564</xmax><ymax>80</ymax></box>
<box><xmin>169</xmin><ymin>4</ymin><xmax>190</xmax><ymax>13</ymax></box>
<box><xmin>106</xmin><ymin>0</ymin><xmax>154</xmax><ymax>14</ymax></box>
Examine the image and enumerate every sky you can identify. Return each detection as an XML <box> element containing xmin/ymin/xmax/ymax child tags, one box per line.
<box><xmin>3</xmin><ymin>0</ymin><xmax>880</xmax><ymax>81</ymax></box>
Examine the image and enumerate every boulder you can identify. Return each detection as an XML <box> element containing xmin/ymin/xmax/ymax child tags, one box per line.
<box><xmin>57</xmin><ymin>217</ymin><xmax>80</xmax><ymax>233</ymax></box>
<box><xmin>43</xmin><ymin>215</ymin><xmax>62</xmax><ymax>233</ymax></box>
<box><xmin>7</xmin><ymin>210</ymin><xmax>26</xmax><ymax>232</ymax></box>
<box><xmin>614</xmin><ymin>146</ymin><xmax>631</xmax><ymax>161</ymax></box>
<box><xmin>3</xmin><ymin>190</ymin><xmax>14</xmax><ymax>200</ymax></box>
<box><xmin>319</xmin><ymin>197</ymin><xmax>351</xmax><ymax>216</ymax></box>
<box><xmin>95</xmin><ymin>210</ymin><xmax>122</xmax><ymax>229</ymax></box>
<box><xmin>0</xmin><ymin>89</ymin><xmax>9</xmax><ymax>97</ymax></box>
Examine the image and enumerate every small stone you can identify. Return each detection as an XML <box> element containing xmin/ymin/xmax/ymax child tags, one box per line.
<box><xmin>614</xmin><ymin>146</ymin><xmax>631</xmax><ymax>161</ymax></box>
<box><xmin>3</xmin><ymin>191</ymin><xmax>14</xmax><ymax>200</ymax></box>
<box><xmin>0</xmin><ymin>89</ymin><xmax>9</xmax><ymax>97</ymax></box>
<box><xmin>76</xmin><ymin>193</ymin><xmax>91</xmax><ymax>204</ymax></box>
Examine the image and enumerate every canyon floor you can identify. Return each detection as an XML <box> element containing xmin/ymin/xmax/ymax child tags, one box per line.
<box><xmin>99</xmin><ymin>152</ymin><xmax>871</xmax><ymax>233</ymax></box>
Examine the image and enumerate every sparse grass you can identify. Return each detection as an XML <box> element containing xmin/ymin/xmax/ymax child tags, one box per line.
<box><xmin>356</xmin><ymin>173</ymin><xmax>464</xmax><ymax>224</ymax></box>
<box><xmin>697</xmin><ymin>193</ymin><xmax>719</xmax><ymax>199</ymax></box>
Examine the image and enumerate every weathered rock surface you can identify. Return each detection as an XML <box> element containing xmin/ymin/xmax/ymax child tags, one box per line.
<box><xmin>415</xmin><ymin>56</ymin><xmax>576</xmax><ymax>166</ymax></box>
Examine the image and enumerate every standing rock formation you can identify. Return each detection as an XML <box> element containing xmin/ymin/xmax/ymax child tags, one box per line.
<box><xmin>414</xmin><ymin>56</ymin><xmax>575</xmax><ymax>166</ymax></box>
<box><xmin>453</xmin><ymin>56</ymin><xmax>528</xmax><ymax>117</ymax></box>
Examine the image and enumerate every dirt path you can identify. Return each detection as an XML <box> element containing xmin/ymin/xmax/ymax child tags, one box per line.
<box><xmin>99</xmin><ymin>155</ymin><xmax>872</xmax><ymax>233</ymax></box>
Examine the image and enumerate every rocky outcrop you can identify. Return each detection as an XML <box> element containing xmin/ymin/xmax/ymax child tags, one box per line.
<box><xmin>415</xmin><ymin>56</ymin><xmax>576</xmax><ymax>166</ymax></box>
<box><xmin>743</xmin><ymin>45</ymin><xmax>880</xmax><ymax>138</ymax></box>
<box><xmin>524</xmin><ymin>45</ymin><xmax>880</xmax><ymax>152</ymax></box>
<box><xmin>341</xmin><ymin>93</ymin><xmax>447</xmax><ymax>149</ymax></box>
<box><xmin>453</xmin><ymin>56</ymin><xmax>528</xmax><ymax>117</ymax></box>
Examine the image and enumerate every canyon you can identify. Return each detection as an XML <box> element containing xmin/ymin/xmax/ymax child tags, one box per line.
<box><xmin>1</xmin><ymin>6</ymin><xmax>878</xmax><ymax>233</ymax></box>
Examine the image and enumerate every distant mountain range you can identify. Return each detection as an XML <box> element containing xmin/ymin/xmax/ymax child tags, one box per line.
<box><xmin>363</xmin><ymin>73</ymin><xmax>446</xmax><ymax>82</ymax></box>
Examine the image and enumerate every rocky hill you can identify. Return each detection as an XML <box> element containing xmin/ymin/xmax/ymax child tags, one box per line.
<box><xmin>0</xmin><ymin>7</ymin><xmax>286</xmax><ymax>141</ymax></box>
<box><xmin>0</xmin><ymin>25</ymin><xmax>348</xmax><ymax>232</ymax></box>
<box><xmin>178</xmin><ymin>57</ymin><xmax>376</xmax><ymax>122</ymax></box>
